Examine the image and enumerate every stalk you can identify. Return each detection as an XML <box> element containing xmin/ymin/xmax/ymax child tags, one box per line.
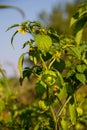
<box><xmin>40</xmin><ymin>54</ymin><xmax>47</xmax><ymax>69</ymax></box>
<box><xmin>57</xmin><ymin>95</ymin><xmax>72</xmax><ymax>121</ymax></box>
<box><xmin>47</xmin><ymin>86</ymin><xmax>58</xmax><ymax>130</ymax></box>
<box><xmin>50</xmin><ymin>106</ymin><xmax>58</xmax><ymax>130</ymax></box>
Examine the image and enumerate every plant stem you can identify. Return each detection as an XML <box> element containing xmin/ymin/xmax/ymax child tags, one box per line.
<box><xmin>57</xmin><ymin>95</ymin><xmax>72</xmax><ymax>121</ymax></box>
<box><xmin>50</xmin><ymin>106</ymin><xmax>58</xmax><ymax>130</ymax></box>
<box><xmin>48</xmin><ymin>58</ymin><xmax>55</xmax><ymax>69</ymax></box>
<box><xmin>47</xmin><ymin>86</ymin><xmax>58</xmax><ymax>130</ymax></box>
<box><xmin>40</xmin><ymin>54</ymin><xmax>47</xmax><ymax>69</ymax></box>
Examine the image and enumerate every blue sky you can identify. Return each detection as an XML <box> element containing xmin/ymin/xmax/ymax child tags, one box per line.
<box><xmin>0</xmin><ymin>0</ymin><xmax>73</xmax><ymax>77</ymax></box>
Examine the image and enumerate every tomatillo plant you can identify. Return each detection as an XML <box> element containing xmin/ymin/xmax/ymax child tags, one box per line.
<box><xmin>7</xmin><ymin>2</ymin><xmax>87</xmax><ymax>130</ymax></box>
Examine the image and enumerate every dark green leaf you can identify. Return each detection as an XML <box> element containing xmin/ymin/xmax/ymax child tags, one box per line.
<box><xmin>23</xmin><ymin>39</ymin><xmax>34</xmax><ymax>48</ymax></box>
<box><xmin>32</xmin><ymin>65</ymin><xmax>42</xmax><ymax>75</ymax></box>
<box><xmin>29</xmin><ymin>47</ymin><xmax>40</xmax><ymax>64</ymax></box>
<box><xmin>23</xmin><ymin>67</ymin><xmax>32</xmax><ymax>78</ymax></box>
<box><xmin>74</xmin><ymin>16</ymin><xmax>87</xmax><ymax>44</ymax></box>
<box><xmin>19</xmin><ymin>67</ymin><xmax>32</xmax><ymax>85</ymax></box>
<box><xmin>6</xmin><ymin>24</ymin><xmax>20</xmax><ymax>31</ymax></box>
<box><xmin>52</xmin><ymin>59</ymin><xmax>65</xmax><ymax>73</ymax></box>
<box><xmin>35</xmin><ymin>82</ymin><xmax>46</xmax><ymax>97</ymax></box>
<box><xmin>22</xmin><ymin>41</ymin><xmax>30</xmax><ymax>48</ymax></box>
<box><xmin>42</xmin><ymin>53</ymin><xmax>52</xmax><ymax>61</ymax></box>
<box><xmin>11</xmin><ymin>31</ymin><xmax>18</xmax><ymax>47</ymax></box>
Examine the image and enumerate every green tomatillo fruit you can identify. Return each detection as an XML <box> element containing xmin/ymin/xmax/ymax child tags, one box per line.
<box><xmin>41</xmin><ymin>70</ymin><xmax>57</xmax><ymax>86</ymax></box>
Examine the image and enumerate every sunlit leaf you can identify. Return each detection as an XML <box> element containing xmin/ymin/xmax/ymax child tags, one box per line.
<box><xmin>18</xmin><ymin>53</ymin><xmax>25</xmax><ymax>78</ymax></box>
<box><xmin>76</xmin><ymin>64</ymin><xmax>87</xmax><ymax>73</ymax></box>
<box><xmin>56</xmin><ymin>71</ymin><xmax>64</xmax><ymax>86</ymax></box>
<box><xmin>61</xmin><ymin>119</ymin><xmax>68</xmax><ymax>130</ymax></box>
<box><xmin>74</xmin><ymin>17</ymin><xmax>87</xmax><ymax>45</ymax></box>
<box><xmin>35</xmin><ymin>34</ymin><xmax>52</xmax><ymax>55</ymax></box>
<box><xmin>66</xmin><ymin>70</ymin><xmax>75</xmax><ymax>79</ymax></box>
<box><xmin>70</xmin><ymin>12</ymin><xmax>79</xmax><ymax>27</ymax></box>
<box><xmin>69</xmin><ymin>101</ymin><xmax>77</xmax><ymax>125</ymax></box>
<box><xmin>75</xmin><ymin>73</ymin><xmax>86</xmax><ymax>84</ymax></box>
<box><xmin>69</xmin><ymin>47</ymin><xmax>81</xmax><ymax>59</ymax></box>
<box><xmin>75</xmin><ymin>28</ymin><xmax>83</xmax><ymax>45</ymax></box>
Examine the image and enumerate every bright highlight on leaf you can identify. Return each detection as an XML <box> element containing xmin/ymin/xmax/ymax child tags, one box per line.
<box><xmin>18</xmin><ymin>28</ymin><xmax>26</xmax><ymax>34</ymax></box>
<box><xmin>35</xmin><ymin>34</ymin><xmax>52</xmax><ymax>55</ymax></box>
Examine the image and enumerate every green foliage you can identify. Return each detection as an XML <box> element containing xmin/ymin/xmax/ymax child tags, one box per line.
<box><xmin>39</xmin><ymin>0</ymin><xmax>87</xmax><ymax>41</ymax></box>
<box><xmin>70</xmin><ymin>2</ymin><xmax>87</xmax><ymax>44</ymax></box>
<box><xmin>35</xmin><ymin>34</ymin><xmax>52</xmax><ymax>55</ymax></box>
<box><xmin>1</xmin><ymin>2</ymin><xmax>86</xmax><ymax>130</ymax></box>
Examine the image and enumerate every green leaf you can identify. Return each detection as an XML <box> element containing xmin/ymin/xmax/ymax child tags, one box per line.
<box><xmin>34</xmin><ymin>123</ymin><xmax>39</xmax><ymax>130</ymax></box>
<box><xmin>32</xmin><ymin>65</ymin><xmax>42</xmax><ymax>75</ymax></box>
<box><xmin>35</xmin><ymin>82</ymin><xmax>46</xmax><ymax>97</ymax></box>
<box><xmin>70</xmin><ymin>2</ymin><xmax>87</xmax><ymax>27</ymax></box>
<box><xmin>11</xmin><ymin>31</ymin><xmax>18</xmax><ymax>47</ymax></box>
<box><xmin>75</xmin><ymin>73</ymin><xmax>86</xmax><ymax>84</ymax></box>
<box><xmin>22</xmin><ymin>40</ymin><xmax>34</xmax><ymax>48</ymax></box>
<box><xmin>76</xmin><ymin>64</ymin><xmax>87</xmax><ymax>73</ymax></box>
<box><xmin>70</xmin><ymin>12</ymin><xmax>79</xmax><ymax>27</ymax></box>
<box><xmin>18</xmin><ymin>53</ymin><xmax>25</xmax><ymax>78</ymax></box>
<box><xmin>19</xmin><ymin>67</ymin><xmax>32</xmax><ymax>85</ymax></box>
<box><xmin>56</xmin><ymin>71</ymin><xmax>64</xmax><ymax>86</ymax></box>
<box><xmin>53</xmin><ymin>59</ymin><xmax>65</xmax><ymax>73</ymax></box>
<box><xmin>57</xmin><ymin>85</ymin><xmax>67</xmax><ymax>100</ymax></box>
<box><xmin>35</xmin><ymin>34</ymin><xmax>52</xmax><ymax>55</ymax></box>
<box><xmin>69</xmin><ymin>102</ymin><xmax>77</xmax><ymax>125</ymax></box>
<box><xmin>66</xmin><ymin>70</ymin><xmax>75</xmax><ymax>79</ymax></box>
<box><xmin>70</xmin><ymin>2</ymin><xmax>87</xmax><ymax>45</ymax></box>
<box><xmin>29</xmin><ymin>47</ymin><xmax>39</xmax><ymax>64</ymax></box>
<box><xmin>38</xmin><ymin>100</ymin><xmax>49</xmax><ymax>111</ymax></box>
<box><xmin>75</xmin><ymin>27</ymin><xmax>83</xmax><ymax>45</ymax></box>
<box><xmin>23</xmin><ymin>67</ymin><xmax>32</xmax><ymax>78</ymax></box>
<box><xmin>22</xmin><ymin>41</ymin><xmax>30</xmax><ymax>48</ymax></box>
<box><xmin>61</xmin><ymin>119</ymin><xmax>69</xmax><ymax>130</ymax></box>
<box><xmin>70</xmin><ymin>47</ymin><xmax>81</xmax><ymax>59</ymax></box>
<box><xmin>74</xmin><ymin>17</ymin><xmax>87</xmax><ymax>45</ymax></box>
<box><xmin>78</xmin><ymin>3</ymin><xmax>87</xmax><ymax>18</ymax></box>
<box><xmin>6</xmin><ymin>24</ymin><xmax>20</xmax><ymax>31</ymax></box>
